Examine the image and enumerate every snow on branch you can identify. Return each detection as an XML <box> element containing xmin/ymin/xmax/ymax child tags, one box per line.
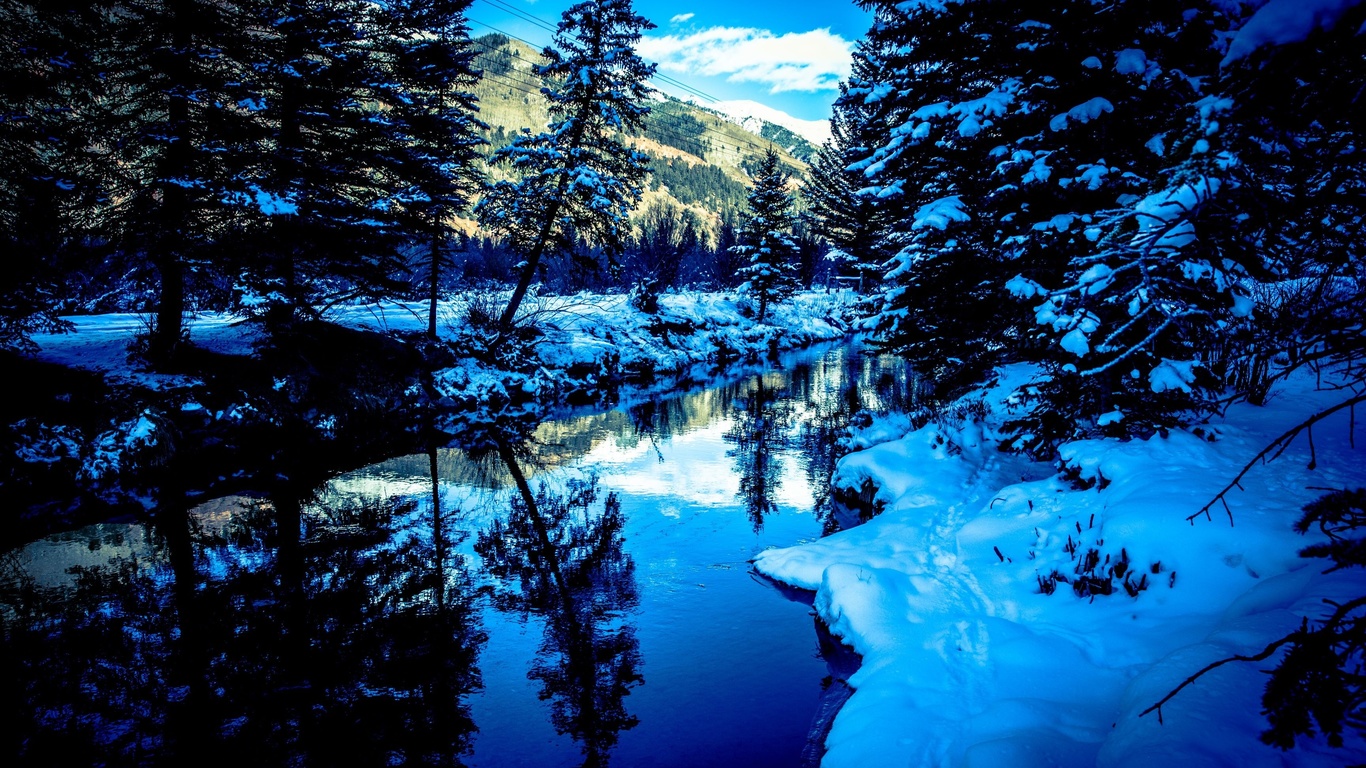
<box><xmin>1222</xmin><ymin>0</ymin><xmax>1366</xmax><ymax>66</ymax></box>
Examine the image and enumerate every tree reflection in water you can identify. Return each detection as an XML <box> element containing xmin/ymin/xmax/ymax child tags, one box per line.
<box><xmin>2</xmin><ymin>451</ymin><xmax>486</xmax><ymax>767</ymax></box>
<box><xmin>725</xmin><ymin>374</ymin><xmax>795</xmax><ymax>532</ymax></box>
<box><xmin>471</xmin><ymin>433</ymin><xmax>642</xmax><ymax>768</ymax></box>
<box><xmin>5</xmin><ymin>344</ymin><xmax>918</xmax><ymax>768</ymax></box>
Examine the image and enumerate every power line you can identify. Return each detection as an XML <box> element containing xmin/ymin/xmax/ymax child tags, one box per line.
<box><xmin>463</xmin><ymin>26</ymin><xmax>804</xmax><ymax>163</ymax></box>
<box><xmin>468</xmin><ymin>44</ymin><xmax>787</xmax><ymax>163</ymax></box>
<box><xmin>470</xmin><ymin>0</ymin><xmax>720</xmax><ymax>104</ymax></box>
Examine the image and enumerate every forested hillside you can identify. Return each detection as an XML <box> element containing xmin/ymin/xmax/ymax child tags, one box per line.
<box><xmin>470</xmin><ymin>33</ymin><xmax>811</xmax><ymax>235</ymax></box>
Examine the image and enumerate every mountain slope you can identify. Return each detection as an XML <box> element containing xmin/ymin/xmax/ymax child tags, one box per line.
<box><xmin>470</xmin><ymin>33</ymin><xmax>811</xmax><ymax>231</ymax></box>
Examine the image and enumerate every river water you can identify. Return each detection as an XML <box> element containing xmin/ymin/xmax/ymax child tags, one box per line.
<box><xmin>3</xmin><ymin>343</ymin><xmax>913</xmax><ymax>767</ymax></box>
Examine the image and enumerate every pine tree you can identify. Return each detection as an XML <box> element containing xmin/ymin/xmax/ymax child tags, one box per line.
<box><xmin>232</xmin><ymin>0</ymin><xmax>405</xmax><ymax>328</ymax></box>
<box><xmin>476</xmin><ymin>0</ymin><xmax>655</xmax><ymax>331</ymax></box>
<box><xmin>95</xmin><ymin>0</ymin><xmax>259</xmax><ymax>361</ymax></box>
<box><xmin>848</xmin><ymin>0</ymin><xmax>1231</xmax><ymax>419</ymax></box>
<box><xmin>845</xmin><ymin>0</ymin><xmax>1037</xmax><ymax>395</ymax></box>
<box><xmin>374</xmin><ymin>0</ymin><xmax>487</xmax><ymax>340</ymax></box>
<box><xmin>732</xmin><ymin>147</ymin><xmax>799</xmax><ymax>323</ymax></box>
<box><xmin>0</xmin><ymin>1</ymin><xmax>104</xmax><ymax>352</ymax></box>
<box><xmin>802</xmin><ymin>56</ymin><xmax>890</xmax><ymax>291</ymax></box>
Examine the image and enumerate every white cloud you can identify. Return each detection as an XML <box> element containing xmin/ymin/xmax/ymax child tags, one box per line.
<box><xmin>640</xmin><ymin>26</ymin><xmax>853</xmax><ymax>93</ymax></box>
<box><xmin>669</xmin><ymin>12</ymin><xmax>695</xmax><ymax>24</ymax></box>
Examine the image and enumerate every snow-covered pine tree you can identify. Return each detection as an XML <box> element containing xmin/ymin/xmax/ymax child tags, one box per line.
<box><xmin>850</xmin><ymin>0</ymin><xmax>1235</xmax><ymax>433</ymax></box>
<box><xmin>374</xmin><ymin>0</ymin><xmax>487</xmax><ymax>340</ymax></box>
<box><xmin>1000</xmin><ymin>1</ymin><xmax>1325</xmax><ymax>451</ymax></box>
<box><xmin>0</xmin><ymin>1</ymin><xmax>104</xmax><ymax>351</ymax></box>
<box><xmin>232</xmin><ymin>0</ymin><xmax>405</xmax><ymax>328</ymax></box>
<box><xmin>476</xmin><ymin>0</ymin><xmax>655</xmax><ymax>331</ymax></box>
<box><xmin>848</xmin><ymin>0</ymin><xmax>1039</xmax><ymax>397</ymax></box>
<box><xmin>802</xmin><ymin>47</ymin><xmax>891</xmax><ymax>291</ymax></box>
<box><xmin>732</xmin><ymin>147</ymin><xmax>799</xmax><ymax>324</ymax></box>
<box><xmin>1188</xmin><ymin>1</ymin><xmax>1366</xmax><ymax>409</ymax></box>
<box><xmin>94</xmin><ymin>0</ymin><xmax>259</xmax><ymax>361</ymax></box>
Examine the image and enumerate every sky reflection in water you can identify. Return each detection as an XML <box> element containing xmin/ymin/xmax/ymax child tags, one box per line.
<box><xmin>3</xmin><ymin>344</ymin><xmax>913</xmax><ymax>767</ymax></box>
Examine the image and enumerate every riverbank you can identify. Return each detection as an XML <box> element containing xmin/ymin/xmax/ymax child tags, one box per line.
<box><xmin>754</xmin><ymin>365</ymin><xmax>1366</xmax><ymax>767</ymax></box>
<box><xmin>4</xmin><ymin>289</ymin><xmax>858</xmax><ymax>534</ymax></box>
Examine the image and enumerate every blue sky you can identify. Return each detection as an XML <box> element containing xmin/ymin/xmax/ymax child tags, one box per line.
<box><xmin>464</xmin><ymin>0</ymin><xmax>873</xmax><ymax>121</ymax></box>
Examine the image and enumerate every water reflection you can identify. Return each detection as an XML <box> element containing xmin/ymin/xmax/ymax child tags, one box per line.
<box><xmin>477</xmin><ymin>436</ymin><xmax>641</xmax><ymax>767</ymax></box>
<box><xmin>3</xmin><ymin>469</ymin><xmax>486</xmax><ymax>766</ymax></box>
<box><xmin>5</xmin><ymin>343</ymin><xmax>915</xmax><ymax>767</ymax></box>
<box><xmin>725</xmin><ymin>374</ymin><xmax>795</xmax><ymax>532</ymax></box>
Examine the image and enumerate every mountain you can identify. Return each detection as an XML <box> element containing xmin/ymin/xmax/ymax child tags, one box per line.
<box><xmin>708</xmin><ymin>99</ymin><xmax>832</xmax><ymax>147</ymax></box>
<box><xmin>470</xmin><ymin>34</ymin><xmax>812</xmax><ymax>236</ymax></box>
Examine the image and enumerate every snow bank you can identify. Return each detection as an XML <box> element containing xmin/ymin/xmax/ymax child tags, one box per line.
<box><xmin>1222</xmin><ymin>0</ymin><xmax>1366</xmax><ymax>65</ymax></box>
<box><xmin>31</xmin><ymin>290</ymin><xmax>854</xmax><ymax>391</ymax></box>
<box><xmin>754</xmin><ymin>368</ymin><xmax>1366</xmax><ymax>767</ymax></box>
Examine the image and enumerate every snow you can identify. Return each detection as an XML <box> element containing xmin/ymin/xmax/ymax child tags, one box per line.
<box><xmin>1133</xmin><ymin>178</ymin><xmax>1222</xmax><ymax>253</ymax></box>
<box><xmin>1114</xmin><ymin>48</ymin><xmax>1148</xmax><ymax>75</ymax></box>
<box><xmin>27</xmin><ymin>290</ymin><xmax>856</xmax><ymax>404</ymax></box>
<box><xmin>1148</xmin><ymin>358</ymin><xmax>1200</xmax><ymax>393</ymax></box>
<box><xmin>1222</xmin><ymin>0</ymin><xmax>1366</xmax><ymax>65</ymax></box>
<box><xmin>754</xmin><ymin>366</ymin><xmax>1366</xmax><ymax>767</ymax></box>
<box><xmin>29</xmin><ymin>313</ymin><xmax>261</xmax><ymax>390</ymax></box>
<box><xmin>912</xmin><ymin>195</ymin><xmax>970</xmax><ymax>230</ymax></box>
<box><xmin>1097</xmin><ymin>408</ymin><xmax>1124</xmax><ymax>426</ymax></box>
<box><xmin>707</xmin><ymin>99</ymin><xmax>832</xmax><ymax>145</ymax></box>
<box><xmin>1060</xmin><ymin>328</ymin><xmax>1091</xmax><ymax>356</ymax></box>
<box><xmin>1049</xmin><ymin>98</ymin><xmax>1115</xmax><ymax>132</ymax></box>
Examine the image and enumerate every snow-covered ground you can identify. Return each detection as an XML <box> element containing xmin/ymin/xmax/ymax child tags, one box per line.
<box><xmin>28</xmin><ymin>289</ymin><xmax>856</xmax><ymax>393</ymax></box>
<box><xmin>17</xmin><ymin>288</ymin><xmax>857</xmax><ymax>497</ymax></box>
<box><xmin>755</xmin><ymin>365</ymin><xmax>1366</xmax><ymax>767</ymax></box>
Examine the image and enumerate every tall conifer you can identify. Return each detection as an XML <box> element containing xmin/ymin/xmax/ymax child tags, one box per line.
<box><xmin>732</xmin><ymin>147</ymin><xmax>798</xmax><ymax>324</ymax></box>
<box><xmin>477</xmin><ymin>0</ymin><xmax>655</xmax><ymax>331</ymax></box>
<box><xmin>375</xmin><ymin>0</ymin><xmax>487</xmax><ymax>339</ymax></box>
<box><xmin>97</xmin><ymin>0</ymin><xmax>257</xmax><ymax>361</ymax></box>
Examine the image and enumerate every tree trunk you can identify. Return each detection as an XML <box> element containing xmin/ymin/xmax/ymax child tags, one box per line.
<box><xmin>497</xmin><ymin>84</ymin><xmax>595</xmax><ymax>331</ymax></box>
<box><xmin>149</xmin><ymin>4</ymin><xmax>192</xmax><ymax>363</ymax></box>
<box><xmin>428</xmin><ymin>231</ymin><xmax>442</xmax><ymax>340</ymax></box>
<box><xmin>497</xmin><ymin>183</ymin><xmax>567</xmax><ymax>330</ymax></box>
<box><xmin>151</xmin><ymin>248</ymin><xmax>185</xmax><ymax>361</ymax></box>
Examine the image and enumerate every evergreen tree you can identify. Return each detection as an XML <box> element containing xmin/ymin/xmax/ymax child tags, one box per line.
<box><xmin>96</xmin><ymin>0</ymin><xmax>259</xmax><ymax>361</ymax></box>
<box><xmin>802</xmin><ymin>66</ymin><xmax>888</xmax><ymax>290</ymax></box>
<box><xmin>848</xmin><ymin>0</ymin><xmax>1228</xmax><ymax>418</ymax></box>
<box><xmin>232</xmin><ymin>0</ymin><xmax>405</xmax><ymax>328</ymax></box>
<box><xmin>476</xmin><ymin>0</ymin><xmax>655</xmax><ymax>331</ymax></box>
<box><xmin>374</xmin><ymin>0</ymin><xmax>487</xmax><ymax>339</ymax></box>
<box><xmin>712</xmin><ymin>211</ymin><xmax>743</xmax><ymax>289</ymax></box>
<box><xmin>0</xmin><ymin>1</ymin><xmax>104</xmax><ymax>352</ymax></box>
<box><xmin>732</xmin><ymin>147</ymin><xmax>799</xmax><ymax>323</ymax></box>
<box><xmin>846</xmin><ymin>0</ymin><xmax>1035</xmax><ymax>395</ymax></box>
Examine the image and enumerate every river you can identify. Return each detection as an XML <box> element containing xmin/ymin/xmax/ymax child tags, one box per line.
<box><xmin>2</xmin><ymin>343</ymin><xmax>914</xmax><ymax>767</ymax></box>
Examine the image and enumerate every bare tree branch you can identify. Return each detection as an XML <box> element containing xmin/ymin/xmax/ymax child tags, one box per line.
<box><xmin>1190</xmin><ymin>394</ymin><xmax>1366</xmax><ymax>525</ymax></box>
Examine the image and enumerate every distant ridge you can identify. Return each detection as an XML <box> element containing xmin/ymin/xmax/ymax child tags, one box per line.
<box><xmin>707</xmin><ymin>99</ymin><xmax>833</xmax><ymax>146</ymax></box>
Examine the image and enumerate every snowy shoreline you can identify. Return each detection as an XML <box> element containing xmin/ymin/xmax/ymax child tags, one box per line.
<box><xmin>10</xmin><ymin>289</ymin><xmax>859</xmax><ymax>518</ymax></box>
<box><xmin>754</xmin><ymin>366</ymin><xmax>1366</xmax><ymax>767</ymax></box>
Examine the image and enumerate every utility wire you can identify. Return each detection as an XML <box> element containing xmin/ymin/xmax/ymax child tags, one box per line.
<box><xmin>468</xmin><ymin>39</ymin><xmax>787</xmax><ymax>163</ymax></box>
<box><xmin>471</xmin><ymin>0</ymin><xmax>721</xmax><ymax>104</ymax></box>
<box><xmin>463</xmin><ymin>24</ymin><xmax>804</xmax><ymax>163</ymax></box>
